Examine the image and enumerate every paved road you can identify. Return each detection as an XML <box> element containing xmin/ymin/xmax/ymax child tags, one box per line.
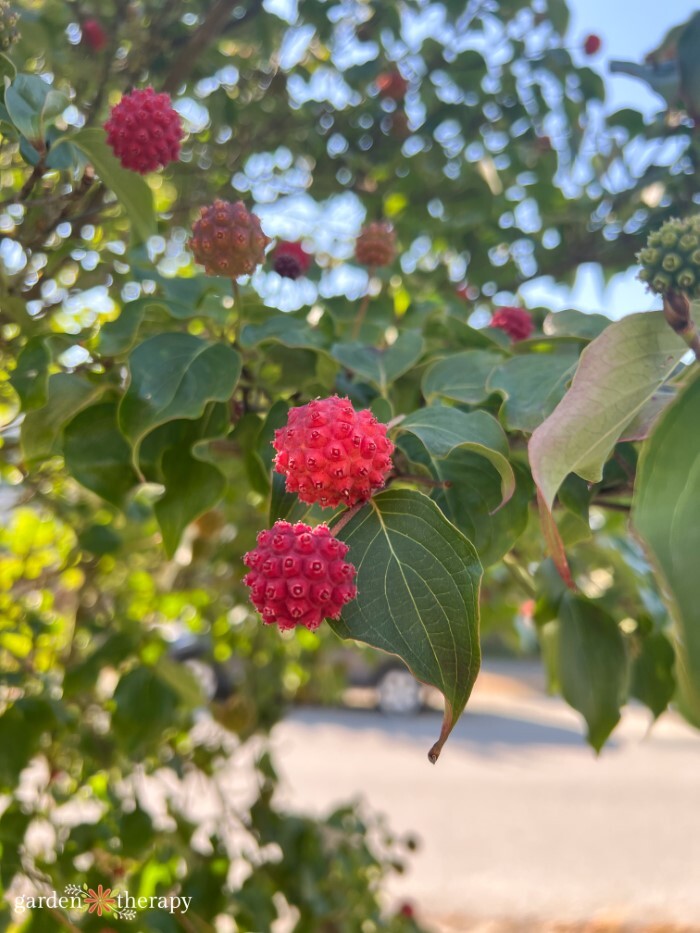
<box><xmin>270</xmin><ymin>668</ymin><xmax>700</xmax><ymax>931</ymax></box>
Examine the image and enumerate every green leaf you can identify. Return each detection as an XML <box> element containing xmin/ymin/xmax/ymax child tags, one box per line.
<box><xmin>557</xmin><ymin>594</ymin><xmax>628</xmax><ymax>752</ymax></box>
<box><xmin>487</xmin><ymin>349</ymin><xmax>579</xmax><ymax>433</ymax></box>
<box><xmin>119</xmin><ymin>333</ymin><xmax>241</xmax><ymax>453</ymax></box>
<box><xmin>543</xmin><ymin>309</ymin><xmax>611</xmax><ymax>340</ymax></box>
<box><xmin>631</xmin><ymin>631</ymin><xmax>676</xmax><ymax>721</ymax></box>
<box><xmin>97</xmin><ymin>301</ymin><xmax>147</xmax><ymax>356</ymax></box>
<box><xmin>64</xmin><ymin>402</ymin><xmax>140</xmax><ymax>507</ymax></box>
<box><xmin>331</xmin><ymin>331</ymin><xmax>424</xmax><ymax>393</ymax></box>
<box><xmin>422</xmin><ymin>350</ymin><xmax>503</xmax><ymax>405</ymax></box>
<box><xmin>21</xmin><ymin>373</ymin><xmax>104</xmax><ymax>464</ymax></box>
<box><xmin>112</xmin><ymin>667</ymin><xmax>181</xmax><ymax>756</ymax></box>
<box><xmin>0</xmin><ymin>54</ymin><xmax>17</xmax><ymax>83</ymax></box>
<box><xmin>5</xmin><ymin>74</ymin><xmax>68</xmax><ymax>142</ymax></box>
<box><xmin>330</xmin><ymin>489</ymin><xmax>482</xmax><ymax>763</ymax></box>
<box><xmin>632</xmin><ymin>374</ymin><xmax>700</xmax><ymax>726</ymax></box>
<box><xmin>155</xmin><ymin>447</ymin><xmax>226</xmax><ymax>557</ymax></box>
<box><xmin>139</xmin><ymin>405</ymin><xmax>231</xmax><ymax>555</ymax></box>
<box><xmin>432</xmin><ymin>458</ymin><xmax>532</xmax><ymax>567</ymax></box>
<box><xmin>530</xmin><ymin>310</ymin><xmax>690</xmax><ymax>512</ymax></box>
<box><xmin>241</xmin><ymin>315</ymin><xmax>330</xmax><ymax>351</ymax></box>
<box><xmin>10</xmin><ymin>337</ymin><xmax>50</xmax><ymax>411</ymax></box>
<box><xmin>396</xmin><ymin>406</ymin><xmax>515</xmax><ymax>505</ymax></box>
<box><xmin>70</xmin><ymin>127</ymin><xmax>157</xmax><ymax>243</ymax></box>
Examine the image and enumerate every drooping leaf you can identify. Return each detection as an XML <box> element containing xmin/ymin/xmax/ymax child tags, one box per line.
<box><xmin>631</xmin><ymin>631</ymin><xmax>676</xmax><ymax>721</ymax></box>
<box><xmin>64</xmin><ymin>402</ymin><xmax>140</xmax><ymax>506</ymax></box>
<box><xmin>155</xmin><ymin>448</ymin><xmax>226</xmax><ymax>557</ymax></box>
<box><xmin>396</xmin><ymin>406</ymin><xmax>515</xmax><ymax>506</ymax></box>
<box><xmin>112</xmin><ymin>667</ymin><xmax>181</xmax><ymax>756</ymax></box>
<box><xmin>10</xmin><ymin>337</ymin><xmax>50</xmax><ymax>411</ymax></box>
<box><xmin>70</xmin><ymin>127</ymin><xmax>157</xmax><ymax>243</ymax></box>
<box><xmin>331</xmin><ymin>331</ymin><xmax>424</xmax><ymax>393</ymax></box>
<box><xmin>487</xmin><ymin>349</ymin><xmax>579</xmax><ymax>433</ymax></box>
<box><xmin>632</xmin><ymin>374</ymin><xmax>700</xmax><ymax>726</ymax></box>
<box><xmin>330</xmin><ymin>489</ymin><xmax>482</xmax><ymax>763</ymax></box>
<box><xmin>557</xmin><ymin>594</ymin><xmax>628</xmax><ymax>752</ymax></box>
<box><xmin>119</xmin><ymin>333</ymin><xmax>241</xmax><ymax>453</ymax></box>
<box><xmin>432</xmin><ymin>458</ymin><xmax>532</xmax><ymax>567</ymax></box>
<box><xmin>138</xmin><ymin>404</ymin><xmax>231</xmax><ymax>555</ymax></box>
<box><xmin>21</xmin><ymin>374</ymin><xmax>104</xmax><ymax>464</ymax></box>
<box><xmin>422</xmin><ymin>349</ymin><xmax>504</xmax><ymax>405</ymax></box>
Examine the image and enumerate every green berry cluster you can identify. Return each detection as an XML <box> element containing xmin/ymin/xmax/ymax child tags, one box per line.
<box><xmin>637</xmin><ymin>215</ymin><xmax>700</xmax><ymax>298</ymax></box>
<box><xmin>0</xmin><ymin>0</ymin><xmax>19</xmax><ymax>52</ymax></box>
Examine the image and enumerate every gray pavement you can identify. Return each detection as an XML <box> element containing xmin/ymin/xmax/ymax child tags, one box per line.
<box><xmin>270</xmin><ymin>667</ymin><xmax>700</xmax><ymax>931</ymax></box>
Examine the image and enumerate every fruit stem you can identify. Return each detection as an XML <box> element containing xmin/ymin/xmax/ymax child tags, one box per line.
<box><xmin>351</xmin><ymin>267</ymin><xmax>375</xmax><ymax>340</ymax></box>
<box><xmin>231</xmin><ymin>278</ymin><xmax>241</xmax><ymax>345</ymax></box>
<box><xmin>330</xmin><ymin>501</ymin><xmax>366</xmax><ymax>535</ymax></box>
<box><xmin>663</xmin><ymin>290</ymin><xmax>700</xmax><ymax>363</ymax></box>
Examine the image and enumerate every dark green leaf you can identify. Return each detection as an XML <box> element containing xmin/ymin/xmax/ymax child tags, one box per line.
<box><xmin>10</xmin><ymin>337</ymin><xmax>50</xmax><ymax>411</ymax></box>
<box><xmin>119</xmin><ymin>333</ymin><xmax>241</xmax><ymax>452</ymax></box>
<box><xmin>557</xmin><ymin>594</ymin><xmax>628</xmax><ymax>752</ymax></box>
<box><xmin>70</xmin><ymin>127</ymin><xmax>157</xmax><ymax>243</ymax></box>
<box><xmin>422</xmin><ymin>350</ymin><xmax>503</xmax><ymax>405</ymax></box>
<box><xmin>331</xmin><ymin>331</ymin><xmax>424</xmax><ymax>393</ymax></box>
<box><xmin>631</xmin><ymin>631</ymin><xmax>676</xmax><ymax>721</ymax></box>
<box><xmin>487</xmin><ymin>349</ymin><xmax>579</xmax><ymax>433</ymax></box>
<box><xmin>331</xmin><ymin>489</ymin><xmax>482</xmax><ymax>762</ymax></box>
<box><xmin>396</xmin><ymin>406</ymin><xmax>515</xmax><ymax>505</ymax></box>
<box><xmin>112</xmin><ymin>666</ymin><xmax>181</xmax><ymax>756</ymax></box>
<box><xmin>64</xmin><ymin>402</ymin><xmax>140</xmax><ymax>506</ymax></box>
<box><xmin>632</xmin><ymin>374</ymin><xmax>700</xmax><ymax>726</ymax></box>
<box><xmin>21</xmin><ymin>373</ymin><xmax>104</xmax><ymax>464</ymax></box>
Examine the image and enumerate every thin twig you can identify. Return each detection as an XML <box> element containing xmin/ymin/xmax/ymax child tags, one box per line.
<box><xmin>351</xmin><ymin>269</ymin><xmax>375</xmax><ymax>340</ymax></box>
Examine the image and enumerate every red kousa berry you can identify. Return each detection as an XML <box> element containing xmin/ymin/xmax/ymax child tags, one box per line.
<box><xmin>355</xmin><ymin>220</ymin><xmax>397</xmax><ymax>267</ymax></box>
<box><xmin>273</xmin><ymin>240</ymin><xmax>312</xmax><ymax>280</ymax></box>
<box><xmin>104</xmin><ymin>87</ymin><xmax>183</xmax><ymax>174</ymax></box>
<box><xmin>82</xmin><ymin>18</ymin><xmax>107</xmax><ymax>52</ymax></box>
<box><xmin>243</xmin><ymin>521</ymin><xmax>357</xmax><ymax>631</ymax></box>
<box><xmin>583</xmin><ymin>34</ymin><xmax>602</xmax><ymax>55</ymax></box>
<box><xmin>273</xmin><ymin>396</ymin><xmax>394</xmax><ymax>508</ymax></box>
<box><xmin>490</xmin><ymin>306</ymin><xmax>534</xmax><ymax>342</ymax></box>
<box><xmin>376</xmin><ymin>70</ymin><xmax>409</xmax><ymax>101</ymax></box>
<box><xmin>190</xmin><ymin>199</ymin><xmax>270</xmax><ymax>278</ymax></box>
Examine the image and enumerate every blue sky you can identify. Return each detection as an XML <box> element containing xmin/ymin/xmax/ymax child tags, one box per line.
<box><xmin>525</xmin><ymin>0</ymin><xmax>697</xmax><ymax>317</ymax></box>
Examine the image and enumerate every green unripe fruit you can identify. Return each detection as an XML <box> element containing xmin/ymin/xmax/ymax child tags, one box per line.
<box><xmin>0</xmin><ymin>0</ymin><xmax>19</xmax><ymax>51</ymax></box>
<box><xmin>639</xmin><ymin>247</ymin><xmax>659</xmax><ymax>265</ymax></box>
<box><xmin>637</xmin><ymin>216</ymin><xmax>700</xmax><ymax>298</ymax></box>
<box><xmin>677</xmin><ymin>268</ymin><xmax>696</xmax><ymax>290</ymax></box>
<box><xmin>651</xmin><ymin>273</ymin><xmax>672</xmax><ymax>293</ymax></box>
<box><xmin>662</xmin><ymin>253</ymin><xmax>682</xmax><ymax>272</ymax></box>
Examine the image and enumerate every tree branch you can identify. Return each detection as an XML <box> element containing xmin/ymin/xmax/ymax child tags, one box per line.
<box><xmin>162</xmin><ymin>0</ymin><xmax>264</xmax><ymax>94</ymax></box>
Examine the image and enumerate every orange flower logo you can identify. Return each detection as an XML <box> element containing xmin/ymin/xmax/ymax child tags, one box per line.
<box><xmin>84</xmin><ymin>884</ymin><xmax>117</xmax><ymax>917</ymax></box>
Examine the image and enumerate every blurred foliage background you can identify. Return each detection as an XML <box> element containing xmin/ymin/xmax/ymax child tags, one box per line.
<box><xmin>0</xmin><ymin>0</ymin><xmax>697</xmax><ymax>929</ymax></box>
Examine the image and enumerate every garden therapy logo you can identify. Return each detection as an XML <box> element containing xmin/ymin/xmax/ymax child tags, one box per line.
<box><xmin>14</xmin><ymin>883</ymin><xmax>192</xmax><ymax>919</ymax></box>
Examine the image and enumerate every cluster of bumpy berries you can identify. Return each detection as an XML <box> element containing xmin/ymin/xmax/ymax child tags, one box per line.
<box><xmin>637</xmin><ymin>215</ymin><xmax>700</xmax><ymax>299</ymax></box>
<box><xmin>490</xmin><ymin>306</ymin><xmax>534</xmax><ymax>342</ymax></box>
<box><xmin>104</xmin><ymin>88</ymin><xmax>398</xmax><ymax>280</ymax></box>
<box><xmin>243</xmin><ymin>396</ymin><xmax>395</xmax><ymax>632</ymax></box>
